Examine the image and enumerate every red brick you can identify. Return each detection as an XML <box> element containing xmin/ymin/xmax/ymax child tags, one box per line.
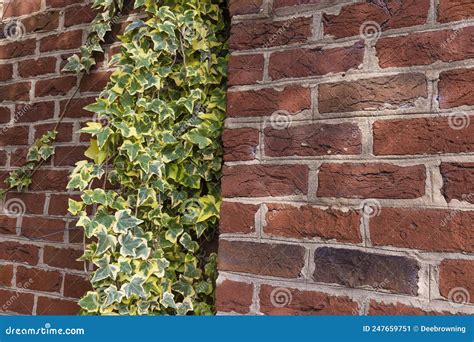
<box><xmin>228</xmin><ymin>54</ymin><xmax>264</xmax><ymax>86</ymax></box>
<box><xmin>22</xmin><ymin>10</ymin><xmax>60</xmax><ymax>33</ymax></box>
<box><xmin>219</xmin><ymin>240</ymin><xmax>305</xmax><ymax>278</ymax></box>
<box><xmin>34</xmin><ymin>122</ymin><xmax>73</xmax><ymax>143</ymax></box>
<box><xmin>0</xmin><ymin>265</ymin><xmax>13</xmax><ymax>286</ymax></box>
<box><xmin>439</xmin><ymin>259</ymin><xmax>474</xmax><ymax>304</ymax></box>
<box><xmin>0</xmin><ymin>107</ymin><xmax>11</xmax><ymax>123</ymax></box>
<box><xmin>40</xmin><ymin>30</ymin><xmax>83</xmax><ymax>52</ymax></box>
<box><xmin>21</xmin><ymin>216</ymin><xmax>65</xmax><ymax>242</ymax></box>
<box><xmin>373</xmin><ymin>117</ymin><xmax>474</xmax><ymax>155</ymax></box>
<box><xmin>35</xmin><ymin>76</ymin><xmax>77</xmax><ymax>97</ymax></box>
<box><xmin>273</xmin><ymin>0</ymin><xmax>322</xmax><ymax>9</ymax></box>
<box><xmin>0</xmin><ymin>82</ymin><xmax>31</xmax><ymax>101</ymax></box>
<box><xmin>46</xmin><ymin>0</ymin><xmax>81</xmax><ymax>8</ymax></box>
<box><xmin>61</xmin><ymin>97</ymin><xmax>96</xmax><ymax>118</ymax></box>
<box><xmin>369</xmin><ymin>301</ymin><xmax>448</xmax><ymax>315</ymax></box>
<box><xmin>64</xmin><ymin>273</ymin><xmax>91</xmax><ymax>298</ymax></box>
<box><xmin>0</xmin><ymin>64</ymin><xmax>13</xmax><ymax>82</ymax></box>
<box><xmin>10</xmin><ymin>147</ymin><xmax>28</xmax><ymax>166</ymax></box>
<box><xmin>80</xmin><ymin>71</ymin><xmax>111</xmax><ymax>92</ymax></box>
<box><xmin>16</xmin><ymin>266</ymin><xmax>62</xmax><ymax>293</ymax></box>
<box><xmin>0</xmin><ymin>289</ymin><xmax>34</xmax><ymax>314</ymax></box>
<box><xmin>323</xmin><ymin>0</ymin><xmax>429</xmax><ymax>39</ymax></box>
<box><xmin>15</xmin><ymin>102</ymin><xmax>55</xmax><ymax>122</ymax></box>
<box><xmin>48</xmin><ymin>194</ymin><xmax>80</xmax><ymax>216</ymax></box>
<box><xmin>313</xmin><ymin>247</ymin><xmax>420</xmax><ymax>295</ymax></box>
<box><xmin>222</xmin><ymin>164</ymin><xmax>308</xmax><ymax>197</ymax></box>
<box><xmin>44</xmin><ymin>246</ymin><xmax>84</xmax><ymax>271</ymax></box>
<box><xmin>260</xmin><ymin>285</ymin><xmax>358</xmax><ymax>315</ymax></box>
<box><xmin>54</xmin><ymin>145</ymin><xmax>88</xmax><ymax>166</ymax></box>
<box><xmin>216</xmin><ymin>280</ymin><xmax>253</xmax><ymax>313</ymax></box>
<box><xmin>228</xmin><ymin>86</ymin><xmax>311</xmax><ymax>117</ymax></box>
<box><xmin>438</xmin><ymin>0</ymin><xmax>474</xmax><ymax>23</ymax></box>
<box><xmin>269</xmin><ymin>44</ymin><xmax>364</xmax><ymax>80</ymax></box>
<box><xmin>19</xmin><ymin>57</ymin><xmax>57</xmax><ymax>78</ymax></box>
<box><xmin>3</xmin><ymin>0</ymin><xmax>42</xmax><ymax>17</ymax></box>
<box><xmin>319</xmin><ymin>73</ymin><xmax>427</xmax><ymax>113</ymax></box>
<box><xmin>265</xmin><ymin>204</ymin><xmax>361</xmax><ymax>243</ymax></box>
<box><xmin>5</xmin><ymin>192</ymin><xmax>45</xmax><ymax>215</ymax></box>
<box><xmin>223</xmin><ymin>128</ymin><xmax>259</xmax><ymax>161</ymax></box>
<box><xmin>0</xmin><ymin>40</ymin><xmax>36</xmax><ymax>60</ymax></box>
<box><xmin>318</xmin><ymin>163</ymin><xmax>426</xmax><ymax>199</ymax></box>
<box><xmin>230</xmin><ymin>17</ymin><xmax>312</xmax><ymax>50</ymax></box>
<box><xmin>0</xmin><ymin>241</ymin><xmax>39</xmax><ymax>265</ymax></box>
<box><xmin>0</xmin><ymin>150</ymin><xmax>8</xmax><ymax>165</ymax></box>
<box><xmin>220</xmin><ymin>202</ymin><xmax>258</xmax><ymax>234</ymax></box>
<box><xmin>36</xmin><ymin>296</ymin><xmax>79</xmax><ymax>315</ymax></box>
<box><xmin>265</xmin><ymin>123</ymin><xmax>361</xmax><ymax>157</ymax></box>
<box><xmin>229</xmin><ymin>0</ymin><xmax>263</xmax><ymax>16</ymax></box>
<box><xmin>440</xmin><ymin>163</ymin><xmax>474</xmax><ymax>204</ymax></box>
<box><xmin>371</xmin><ymin>208</ymin><xmax>474</xmax><ymax>253</ymax></box>
<box><xmin>64</xmin><ymin>4</ymin><xmax>97</xmax><ymax>27</ymax></box>
<box><xmin>30</xmin><ymin>169</ymin><xmax>70</xmax><ymax>191</ymax></box>
<box><xmin>0</xmin><ymin>126</ymin><xmax>29</xmax><ymax>146</ymax></box>
<box><xmin>438</xmin><ymin>68</ymin><xmax>474</xmax><ymax>109</ymax></box>
<box><xmin>376</xmin><ymin>27</ymin><xmax>474</xmax><ymax>68</ymax></box>
<box><xmin>68</xmin><ymin>224</ymin><xmax>84</xmax><ymax>244</ymax></box>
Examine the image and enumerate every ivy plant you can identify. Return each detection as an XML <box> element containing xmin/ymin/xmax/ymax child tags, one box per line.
<box><xmin>67</xmin><ymin>0</ymin><xmax>228</xmax><ymax>315</ymax></box>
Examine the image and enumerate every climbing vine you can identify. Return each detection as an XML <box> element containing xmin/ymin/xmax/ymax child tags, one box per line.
<box><xmin>66</xmin><ymin>0</ymin><xmax>228</xmax><ymax>315</ymax></box>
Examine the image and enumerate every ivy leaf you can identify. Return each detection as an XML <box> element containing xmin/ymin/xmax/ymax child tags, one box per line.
<box><xmin>96</xmin><ymin>225</ymin><xmax>117</xmax><ymax>255</ymax></box>
<box><xmin>113</xmin><ymin>209</ymin><xmax>143</xmax><ymax>234</ymax></box>
<box><xmin>118</xmin><ymin>231</ymin><xmax>147</xmax><ymax>258</ymax></box>
<box><xmin>92</xmin><ymin>255</ymin><xmax>119</xmax><ymax>283</ymax></box>
<box><xmin>121</xmin><ymin>274</ymin><xmax>147</xmax><ymax>299</ymax></box>
<box><xmin>160</xmin><ymin>292</ymin><xmax>176</xmax><ymax>309</ymax></box>
<box><xmin>179</xmin><ymin>232</ymin><xmax>199</xmax><ymax>253</ymax></box>
<box><xmin>102</xmin><ymin>285</ymin><xmax>125</xmax><ymax>309</ymax></box>
<box><xmin>85</xmin><ymin>139</ymin><xmax>107</xmax><ymax>164</ymax></box>
<box><xmin>68</xmin><ymin>199</ymin><xmax>84</xmax><ymax>216</ymax></box>
<box><xmin>79</xmin><ymin>292</ymin><xmax>99</xmax><ymax>312</ymax></box>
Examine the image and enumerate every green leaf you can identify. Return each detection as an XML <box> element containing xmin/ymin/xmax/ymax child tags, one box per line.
<box><xmin>121</xmin><ymin>274</ymin><xmax>147</xmax><ymax>299</ymax></box>
<box><xmin>160</xmin><ymin>292</ymin><xmax>176</xmax><ymax>309</ymax></box>
<box><xmin>96</xmin><ymin>225</ymin><xmax>117</xmax><ymax>255</ymax></box>
<box><xmin>113</xmin><ymin>209</ymin><xmax>143</xmax><ymax>234</ymax></box>
<box><xmin>79</xmin><ymin>292</ymin><xmax>99</xmax><ymax>312</ymax></box>
<box><xmin>92</xmin><ymin>255</ymin><xmax>119</xmax><ymax>282</ymax></box>
<box><xmin>102</xmin><ymin>285</ymin><xmax>125</xmax><ymax>309</ymax></box>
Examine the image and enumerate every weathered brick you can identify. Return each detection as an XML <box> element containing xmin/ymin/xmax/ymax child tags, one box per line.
<box><xmin>370</xmin><ymin>208</ymin><xmax>474</xmax><ymax>253</ymax></box>
<box><xmin>440</xmin><ymin>163</ymin><xmax>474</xmax><ymax>204</ymax></box>
<box><xmin>5</xmin><ymin>192</ymin><xmax>46</xmax><ymax>215</ymax></box>
<box><xmin>3</xmin><ymin>0</ymin><xmax>42</xmax><ymax>17</ymax></box>
<box><xmin>0</xmin><ymin>265</ymin><xmax>13</xmax><ymax>286</ymax></box>
<box><xmin>22</xmin><ymin>10</ymin><xmax>60</xmax><ymax>33</ymax></box>
<box><xmin>43</xmin><ymin>246</ymin><xmax>84</xmax><ymax>271</ymax></box>
<box><xmin>34</xmin><ymin>122</ymin><xmax>73</xmax><ymax>143</ymax></box>
<box><xmin>373</xmin><ymin>117</ymin><xmax>474</xmax><ymax>155</ymax></box>
<box><xmin>0</xmin><ymin>64</ymin><xmax>13</xmax><ymax>81</ymax></box>
<box><xmin>21</xmin><ymin>217</ymin><xmax>65</xmax><ymax>242</ymax></box>
<box><xmin>222</xmin><ymin>165</ymin><xmax>308</xmax><ymax>197</ymax></box>
<box><xmin>228</xmin><ymin>54</ymin><xmax>264</xmax><ymax>86</ymax></box>
<box><xmin>223</xmin><ymin>128</ymin><xmax>259</xmax><ymax>161</ymax></box>
<box><xmin>19</xmin><ymin>57</ymin><xmax>57</xmax><ymax>78</ymax></box>
<box><xmin>0</xmin><ymin>40</ymin><xmax>36</xmax><ymax>60</ymax></box>
<box><xmin>216</xmin><ymin>280</ymin><xmax>253</xmax><ymax>313</ymax></box>
<box><xmin>30</xmin><ymin>170</ymin><xmax>70</xmax><ymax>191</ymax></box>
<box><xmin>269</xmin><ymin>43</ymin><xmax>364</xmax><ymax>80</ymax></box>
<box><xmin>260</xmin><ymin>285</ymin><xmax>358</xmax><ymax>315</ymax></box>
<box><xmin>64</xmin><ymin>4</ymin><xmax>97</xmax><ymax>27</ymax></box>
<box><xmin>229</xmin><ymin>0</ymin><xmax>263</xmax><ymax>16</ymax></box>
<box><xmin>219</xmin><ymin>240</ymin><xmax>305</xmax><ymax>278</ymax></box>
<box><xmin>61</xmin><ymin>97</ymin><xmax>96</xmax><ymax>118</ymax></box>
<box><xmin>376</xmin><ymin>27</ymin><xmax>474</xmax><ymax>68</ymax></box>
<box><xmin>438</xmin><ymin>68</ymin><xmax>474</xmax><ymax>109</ymax></box>
<box><xmin>16</xmin><ymin>266</ymin><xmax>62</xmax><ymax>293</ymax></box>
<box><xmin>313</xmin><ymin>247</ymin><xmax>420</xmax><ymax>295</ymax></box>
<box><xmin>264</xmin><ymin>122</ymin><xmax>361</xmax><ymax>157</ymax></box>
<box><xmin>438</xmin><ymin>0</ymin><xmax>474</xmax><ymax>23</ymax></box>
<box><xmin>0</xmin><ymin>241</ymin><xmax>39</xmax><ymax>265</ymax></box>
<box><xmin>230</xmin><ymin>17</ymin><xmax>312</xmax><ymax>50</ymax></box>
<box><xmin>0</xmin><ymin>215</ymin><xmax>18</xmax><ymax>236</ymax></box>
<box><xmin>48</xmin><ymin>194</ymin><xmax>81</xmax><ymax>216</ymax></box>
<box><xmin>0</xmin><ymin>107</ymin><xmax>11</xmax><ymax>123</ymax></box>
<box><xmin>35</xmin><ymin>76</ymin><xmax>77</xmax><ymax>97</ymax></box>
<box><xmin>36</xmin><ymin>296</ymin><xmax>79</xmax><ymax>315</ymax></box>
<box><xmin>323</xmin><ymin>0</ymin><xmax>429</xmax><ymax>39</ymax></box>
<box><xmin>228</xmin><ymin>86</ymin><xmax>311</xmax><ymax>117</ymax></box>
<box><xmin>265</xmin><ymin>204</ymin><xmax>361</xmax><ymax>243</ymax></box>
<box><xmin>319</xmin><ymin>73</ymin><xmax>427</xmax><ymax>113</ymax></box>
<box><xmin>0</xmin><ymin>82</ymin><xmax>31</xmax><ymax>101</ymax></box>
<box><xmin>220</xmin><ymin>202</ymin><xmax>258</xmax><ymax>234</ymax></box>
<box><xmin>15</xmin><ymin>101</ymin><xmax>55</xmax><ymax>122</ymax></box>
<box><xmin>317</xmin><ymin>163</ymin><xmax>426</xmax><ymax>199</ymax></box>
<box><xmin>0</xmin><ymin>126</ymin><xmax>29</xmax><ymax>146</ymax></box>
<box><xmin>46</xmin><ymin>0</ymin><xmax>80</xmax><ymax>8</ymax></box>
<box><xmin>80</xmin><ymin>71</ymin><xmax>112</xmax><ymax>92</ymax></box>
<box><xmin>273</xmin><ymin>0</ymin><xmax>320</xmax><ymax>9</ymax></box>
<box><xmin>64</xmin><ymin>274</ymin><xmax>91</xmax><ymax>298</ymax></box>
<box><xmin>54</xmin><ymin>145</ymin><xmax>88</xmax><ymax>166</ymax></box>
<box><xmin>0</xmin><ymin>289</ymin><xmax>34</xmax><ymax>314</ymax></box>
<box><xmin>369</xmin><ymin>301</ymin><xmax>447</xmax><ymax>315</ymax></box>
<box><xmin>439</xmin><ymin>259</ymin><xmax>474</xmax><ymax>304</ymax></box>
<box><xmin>40</xmin><ymin>30</ymin><xmax>83</xmax><ymax>52</ymax></box>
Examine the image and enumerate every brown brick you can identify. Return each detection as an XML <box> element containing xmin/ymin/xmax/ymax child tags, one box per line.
<box><xmin>0</xmin><ymin>126</ymin><xmax>29</xmax><ymax>146</ymax></box>
<box><xmin>438</xmin><ymin>68</ymin><xmax>474</xmax><ymax>109</ymax></box>
<box><xmin>19</xmin><ymin>57</ymin><xmax>57</xmax><ymax>78</ymax></box>
<box><xmin>30</xmin><ymin>169</ymin><xmax>70</xmax><ymax>191</ymax></box>
<box><xmin>223</xmin><ymin>128</ymin><xmax>259</xmax><ymax>161</ymax></box>
<box><xmin>369</xmin><ymin>301</ymin><xmax>448</xmax><ymax>315</ymax></box>
<box><xmin>0</xmin><ymin>82</ymin><xmax>31</xmax><ymax>101</ymax></box>
<box><xmin>37</xmin><ymin>296</ymin><xmax>79</xmax><ymax>315</ymax></box>
<box><xmin>371</xmin><ymin>208</ymin><xmax>474</xmax><ymax>253</ymax></box>
<box><xmin>40</xmin><ymin>30</ymin><xmax>83</xmax><ymax>52</ymax></box>
<box><xmin>64</xmin><ymin>4</ymin><xmax>97</xmax><ymax>27</ymax></box>
<box><xmin>440</xmin><ymin>163</ymin><xmax>474</xmax><ymax>204</ymax></box>
<box><xmin>61</xmin><ymin>97</ymin><xmax>96</xmax><ymax>118</ymax></box>
<box><xmin>218</xmin><ymin>240</ymin><xmax>305</xmax><ymax>278</ymax></box>
<box><xmin>16</xmin><ymin>266</ymin><xmax>62</xmax><ymax>293</ymax></box>
<box><xmin>439</xmin><ymin>259</ymin><xmax>474</xmax><ymax>304</ymax></box>
<box><xmin>317</xmin><ymin>163</ymin><xmax>426</xmax><ymax>199</ymax></box>
<box><xmin>229</xmin><ymin>0</ymin><xmax>263</xmax><ymax>16</ymax></box>
<box><xmin>3</xmin><ymin>0</ymin><xmax>42</xmax><ymax>17</ymax></box>
<box><xmin>15</xmin><ymin>101</ymin><xmax>55</xmax><ymax>122</ymax></box>
<box><xmin>264</xmin><ymin>123</ymin><xmax>361</xmax><ymax>157</ymax></box>
<box><xmin>228</xmin><ymin>86</ymin><xmax>311</xmax><ymax>117</ymax></box>
<box><xmin>43</xmin><ymin>246</ymin><xmax>84</xmax><ymax>271</ymax></box>
<box><xmin>34</xmin><ymin>122</ymin><xmax>73</xmax><ymax>143</ymax></box>
<box><xmin>80</xmin><ymin>71</ymin><xmax>111</xmax><ymax>92</ymax></box>
<box><xmin>0</xmin><ymin>64</ymin><xmax>13</xmax><ymax>82</ymax></box>
<box><xmin>220</xmin><ymin>202</ymin><xmax>258</xmax><ymax>234</ymax></box>
<box><xmin>64</xmin><ymin>274</ymin><xmax>91</xmax><ymax>298</ymax></box>
<box><xmin>0</xmin><ymin>40</ymin><xmax>36</xmax><ymax>60</ymax></box>
<box><xmin>22</xmin><ymin>11</ymin><xmax>60</xmax><ymax>33</ymax></box>
<box><xmin>323</xmin><ymin>0</ymin><xmax>429</xmax><ymax>39</ymax></box>
<box><xmin>54</xmin><ymin>145</ymin><xmax>88</xmax><ymax>166</ymax></box>
<box><xmin>228</xmin><ymin>54</ymin><xmax>264</xmax><ymax>86</ymax></box>
<box><xmin>0</xmin><ymin>107</ymin><xmax>11</xmax><ymax>123</ymax></box>
<box><xmin>319</xmin><ymin>73</ymin><xmax>427</xmax><ymax>113</ymax></box>
<box><xmin>438</xmin><ymin>0</ymin><xmax>474</xmax><ymax>23</ymax></box>
<box><xmin>265</xmin><ymin>204</ymin><xmax>361</xmax><ymax>243</ymax></box>
<box><xmin>273</xmin><ymin>0</ymin><xmax>320</xmax><ymax>9</ymax></box>
<box><xmin>0</xmin><ymin>215</ymin><xmax>18</xmax><ymax>235</ymax></box>
<box><xmin>230</xmin><ymin>17</ymin><xmax>312</xmax><ymax>50</ymax></box>
<box><xmin>0</xmin><ymin>241</ymin><xmax>39</xmax><ymax>265</ymax></box>
<box><xmin>5</xmin><ymin>192</ymin><xmax>46</xmax><ymax>215</ymax></box>
<box><xmin>0</xmin><ymin>265</ymin><xmax>13</xmax><ymax>286</ymax></box>
<box><xmin>313</xmin><ymin>247</ymin><xmax>420</xmax><ymax>295</ymax></box>
<box><xmin>46</xmin><ymin>0</ymin><xmax>80</xmax><ymax>7</ymax></box>
<box><xmin>216</xmin><ymin>280</ymin><xmax>253</xmax><ymax>313</ymax></box>
<box><xmin>373</xmin><ymin>117</ymin><xmax>474</xmax><ymax>155</ymax></box>
<box><xmin>35</xmin><ymin>76</ymin><xmax>77</xmax><ymax>97</ymax></box>
<box><xmin>222</xmin><ymin>164</ymin><xmax>309</xmax><ymax>197</ymax></box>
<box><xmin>260</xmin><ymin>285</ymin><xmax>358</xmax><ymax>315</ymax></box>
<box><xmin>377</xmin><ymin>27</ymin><xmax>474</xmax><ymax>68</ymax></box>
<box><xmin>0</xmin><ymin>289</ymin><xmax>34</xmax><ymax>314</ymax></box>
<box><xmin>21</xmin><ymin>216</ymin><xmax>65</xmax><ymax>242</ymax></box>
<box><xmin>48</xmin><ymin>194</ymin><xmax>81</xmax><ymax>216</ymax></box>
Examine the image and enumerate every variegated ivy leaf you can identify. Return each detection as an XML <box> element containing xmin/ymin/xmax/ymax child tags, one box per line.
<box><xmin>102</xmin><ymin>285</ymin><xmax>125</xmax><ymax>309</ymax></box>
<box><xmin>68</xmin><ymin>199</ymin><xmax>84</xmax><ymax>216</ymax></box>
<box><xmin>79</xmin><ymin>292</ymin><xmax>100</xmax><ymax>312</ymax></box>
<box><xmin>96</xmin><ymin>225</ymin><xmax>117</xmax><ymax>255</ymax></box>
<box><xmin>160</xmin><ymin>292</ymin><xmax>176</xmax><ymax>309</ymax></box>
<box><xmin>118</xmin><ymin>231</ymin><xmax>149</xmax><ymax>258</ymax></box>
<box><xmin>176</xmin><ymin>298</ymin><xmax>193</xmax><ymax>316</ymax></box>
<box><xmin>113</xmin><ymin>209</ymin><xmax>143</xmax><ymax>234</ymax></box>
<box><xmin>118</xmin><ymin>256</ymin><xmax>133</xmax><ymax>275</ymax></box>
<box><xmin>92</xmin><ymin>255</ymin><xmax>119</xmax><ymax>283</ymax></box>
<box><xmin>179</xmin><ymin>232</ymin><xmax>199</xmax><ymax>253</ymax></box>
<box><xmin>121</xmin><ymin>274</ymin><xmax>147</xmax><ymax>299</ymax></box>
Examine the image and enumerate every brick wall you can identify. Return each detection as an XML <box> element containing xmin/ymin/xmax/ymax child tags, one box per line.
<box><xmin>217</xmin><ymin>0</ymin><xmax>474</xmax><ymax>315</ymax></box>
<box><xmin>0</xmin><ymin>0</ymin><xmax>132</xmax><ymax>315</ymax></box>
